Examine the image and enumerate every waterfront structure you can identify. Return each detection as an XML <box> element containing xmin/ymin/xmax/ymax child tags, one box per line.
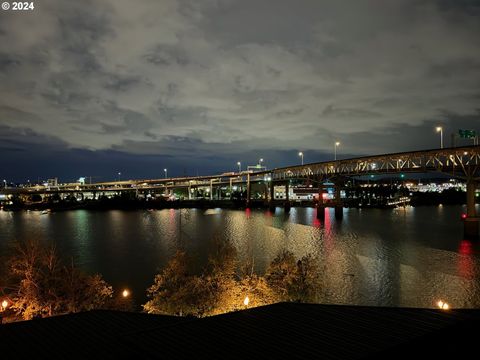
<box><xmin>1</xmin><ymin>145</ymin><xmax>479</xmax><ymax>237</ymax></box>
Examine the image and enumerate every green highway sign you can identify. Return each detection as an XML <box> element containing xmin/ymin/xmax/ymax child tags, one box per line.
<box><xmin>458</xmin><ymin>129</ymin><xmax>476</xmax><ymax>138</ymax></box>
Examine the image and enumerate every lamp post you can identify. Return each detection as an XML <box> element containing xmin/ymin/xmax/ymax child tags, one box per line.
<box><xmin>117</xmin><ymin>172</ymin><xmax>121</xmax><ymax>181</ymax></box>
<box><xmin>1</xmin><ymin>299</ymin><xmax>9</xmax><ymax>324</ymax></box>
<box><xmin>334</xmin><ymin>142</ymin><xmax>340</xmax><ymax>161</ymax></box>
<box><xmin>164</xmin><ymin>168</ymin><xmax>168</xmax><ymax>179</ymax></box>
<box><xmin>259</xmin><ymin>158</ymin><xmax>264</xmax><ymax>169</ymax></box>
<box><xmin>436</xmin><ymin>126</ymin><xmax>443</xmax><ymax>149</ymax></box>
<box><xmin>298</xmin><ymin>152</ymin><xmax>304</xmax><ymax>165</ymax></box>
<box><xmin>237</xmin><ymin>161</ymin><xmax>241</xmax><ymax>173</ymax></box>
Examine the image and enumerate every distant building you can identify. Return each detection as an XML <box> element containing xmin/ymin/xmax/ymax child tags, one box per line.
<box><xmin>47</xmin><ymin>178</ymin><xmax>58</xmax><ymax>187</ymax></box>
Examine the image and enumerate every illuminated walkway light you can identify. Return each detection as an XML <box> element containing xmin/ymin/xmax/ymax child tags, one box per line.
<box><xmin>437</xmin><ymin>300</ymin><xmax>449</xmax><ymax>310</ymax></box>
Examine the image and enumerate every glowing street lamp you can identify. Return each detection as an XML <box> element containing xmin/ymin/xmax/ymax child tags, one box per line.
<box><xmin>164</xmin><ymin>168</ymin><xmax>168</xmax><ymax>179</ymax></box>
<box><xmin>334</xmin><ymin>142</ymin><xmax>340</xmax><ymax>160</ymax></box>
<box><xmin>237</xmin><ymin>161</ymin><xmax>241</xmax><ymax>173</ymax></box>
<box><xmin>243</xmin><ymin>295</ymin><xmax>250</xmax><ymax>307</ymax></box>
<box><xmin>436</xmin><ymin>126</ymin><xmax>443</xmax><ymax>149</ymax></box>
<box><xmin>122</xmin><ymin>289</ymin><xmax>130</xmax><ymax>298</ymax></box>
<box><xmin>298</xmin><ymin>152</ymin><xmax>304</xmax><ymax>165</ymax></box>
<box><xmin>437</xmin><ymin>300</ymin><xmax>449</xmax><ymax>310</ymax></box>
<box><xmin>1</xmin><ymin>299</ymin><xmax>8</xmax><ymax>311</ymax></box>
<box><xmin>117</xmin><ymin>172</ymin><xmax>121</xmax><ymax>181</ymax></box>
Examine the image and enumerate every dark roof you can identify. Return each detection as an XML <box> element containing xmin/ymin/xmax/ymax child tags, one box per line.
<box><xmin>1</xmin><ymin>303</ymin><xmax>479</xmax><ymax>359</ymax></box>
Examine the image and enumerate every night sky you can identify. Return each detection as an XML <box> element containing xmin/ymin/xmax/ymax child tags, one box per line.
<box><xmin>1</xmin><ymin>0</ymin><xmax>479</xmax><ymax>183</ymax></box>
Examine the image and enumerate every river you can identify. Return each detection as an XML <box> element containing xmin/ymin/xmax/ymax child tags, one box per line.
<box><xmin>1</xmin><ymin>205</ymin><xmax>479</xmax><ymax>308</ymax></box>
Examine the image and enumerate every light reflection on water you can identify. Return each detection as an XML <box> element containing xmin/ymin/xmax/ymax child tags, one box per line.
<box><xmin>0</xmin><ymin>205</ymin><xmax>479</xmax><ymax>308</ymax></box>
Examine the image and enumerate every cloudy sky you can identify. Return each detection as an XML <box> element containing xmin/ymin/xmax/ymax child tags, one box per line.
<box><xmin>1</xmin><ymin>0</ymin><xmax>479</xmax><ymax>182</ymax></box>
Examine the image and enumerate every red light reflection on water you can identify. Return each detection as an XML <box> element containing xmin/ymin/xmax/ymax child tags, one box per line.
<box><xmin>458</xmin><ymin>240</ymin><xmax>475</xmax><ymax>280</ymax></box>
<box><xmin>459</xmin><ymin>240</ymin><xmax>473</xmax><ymax>255</ymax></box>
<box><xmin>323</xmin><ymin>209</ymin><xmax>334</xmax><ymax>253</ymax></box>
<box><xmin>169</xmin><ymin>208</ymin><xmax>175</xmax><ymax>220</ymax></box>
<box><xmin>324</xmin><ymin>209</ymin><xmax>332</xmax><ymax>231</ymax></box>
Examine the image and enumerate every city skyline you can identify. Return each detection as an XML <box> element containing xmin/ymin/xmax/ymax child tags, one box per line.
<box><xmin>1</xmin><ymin>0</ymin><xmax>480</xmax><ymax>181</ymax></box>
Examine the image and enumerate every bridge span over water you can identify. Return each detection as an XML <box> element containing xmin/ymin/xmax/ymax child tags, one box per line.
<box><xmin>2</xmin><ymin>145</ymin><xmax>479</xmax><ymax>237</ymax></box>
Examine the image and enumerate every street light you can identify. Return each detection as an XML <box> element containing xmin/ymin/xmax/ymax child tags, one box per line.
<box><xmin>237</xmin><ymin>161</ymin><xmax>241</xmax><ymax>173</ymax></box>
<box><xmin>164</xmin><ymin>168</ymin><xmax>168</xmax><ymax>179</ymax></box>
<box><xmin>436</xmin><ymin>126</ymin><xmax>443</xmax><ymax>149</ymax></box>
<box><xmin>259</xmin><ymin>158</ymin><xmax>265</xmax><ymax>169</ymax></box>
<box><xmin>298</xmin><ymin>152</ymin><xmax>304</xmax><ymax>165</ymax></box>
<box><xmin>117</xmin><ymin>172</ymin><xmax>121</xmax><ymax>181</ymax></box>
<box><xmin>334</xmin><ymin>142</ymin><xmax>340</xmax><ymax>160</ymax></box>
<box><xmin>122</xmin><ymin>289</ymin><xmax>130</xmax><ymax>298</ymax></box>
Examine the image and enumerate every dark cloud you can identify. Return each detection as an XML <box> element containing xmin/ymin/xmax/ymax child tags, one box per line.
<box><xmin>0</xmin><ymin>0</ymin><xmax>479</xmax><ymax>181</ymax></box>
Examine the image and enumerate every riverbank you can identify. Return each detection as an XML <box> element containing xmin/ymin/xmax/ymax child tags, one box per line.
<box><xmin>0</xmin><ymin>190</ymin><xmax>469</xmax><ymax>212</ymax></box>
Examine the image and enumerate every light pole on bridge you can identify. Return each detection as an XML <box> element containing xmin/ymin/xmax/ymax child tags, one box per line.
<box><xmin>237</xmin><ymin>161</ymin><xmax>241</xmax><ymax>173</ymax></box>
<box><xmin>164</xmin><ymin>168</ymin><xmax>168</xmax><ymax>179</ymax></box>
<box><xmin>334</xmin><ymin>142</ymin><xmax>340</xmax><ymax>161</ymax></box>
<box><xmin>117</xmin><ymin>172</ymin><xmax>121</xmax><ymax>181</ymax></box>
<box><xmin>298</xmin><ymin>152</ymin><xmax>304</xmax><ymax>165</ymax></box>
<box><xmin>259</xmin><ymin>158</ymin><xmax>265</xmax><ymax>169</ymax></box>
<box><xmin>436</xmin><ymin>126</ymin><xmax>443</xmax><ymax>149</ymax></box>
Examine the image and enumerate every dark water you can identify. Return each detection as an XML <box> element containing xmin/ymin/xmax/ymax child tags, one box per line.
<box><xmin>1</xmin><ymin>205</ymin><xmax>480</xmax><ymax>309</ymax></box>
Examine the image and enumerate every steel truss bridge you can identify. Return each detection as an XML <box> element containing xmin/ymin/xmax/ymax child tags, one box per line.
<box><xmin>1</xmin><ymin>145</ymin><xmax>479</xmax><ymax>237</ymax></box>
<box><xmin>1</xmin><ymin>145</ymin><xmax>479</xmax><ymax>195</ymax></box>
<box><xmin>266</xmin><ymin>145</ymin><xmax>480</xmax><ymax>181</ymax></box>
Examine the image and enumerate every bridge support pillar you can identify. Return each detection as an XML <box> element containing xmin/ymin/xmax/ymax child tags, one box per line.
<box><xmin>269</xmin><ymin>179</ymin><xmax>275</xmax><ymax>211</ymax></box>
<box><xmin>335</xmin><ymin>182</ymin><xmax>343</xmax><ymax>220</ymax></box>
<box><xmin>316</xmin><ymin>183</ymin><xmax>325</xmax><ymax>220</ymax></box>
<box><xmin>284</xmin><ymin>181</ymin><xmax>291</xmax><ymax>213</ymax></box>
<box><xmin>246</xmin><ymin>173</ymin><xmax>251</xmax><ymax>208</ymax></box>
<box><xmin>464</xmin><ymin>179</ymin><xmax>479</xmax><ymax>239</ymax></box>
<box><xmin>210</xmin><ymin>179</ymin><xmax>213</xmax><ymax>200</ymax></box>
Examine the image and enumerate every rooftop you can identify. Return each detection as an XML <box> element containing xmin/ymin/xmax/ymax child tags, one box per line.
<box><xmin>1</xmin><ymin>303</ymin><xmax>479</xmax><ymax>359</ymax></box>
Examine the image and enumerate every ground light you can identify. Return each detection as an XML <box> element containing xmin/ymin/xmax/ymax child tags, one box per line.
<box><xmin>437</xmin><ymin>300</ymin><xmax>449</xmax><ymax>310</ymax></box>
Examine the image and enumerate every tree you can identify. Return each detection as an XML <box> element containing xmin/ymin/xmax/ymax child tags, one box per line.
<box><xmin>265</xmin><ymin>250</ymin><xmax>320</xmax><ymax>302</ymax></box>
<box><xmin>2</xmin><ymin>240</ymin><xmax>113</xmax><ymax>320</ymax></box>
<box><xmin>143</xmin><ymin>250</ymin><xmax>199</xmax><ymax>316</ymax></box>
